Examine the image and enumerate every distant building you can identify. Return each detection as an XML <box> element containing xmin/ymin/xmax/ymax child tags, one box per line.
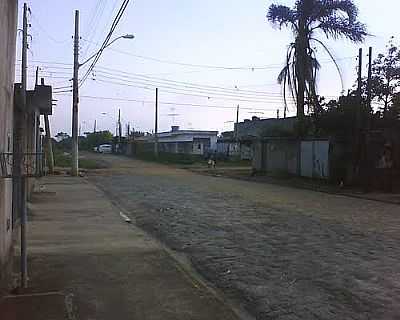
<box><xmin>235</xmin><ymin>116</ymin><xmax>297</xmax><ymax>139</ymax></box>
<box><xmin>136</xmin><ymin>126</ymin><xmax>218</xmax><ymax>156</ymax></box>
<box><xmin>216</xmin><ymin>131</ymin><xmax>240</xmax><ymax>158</ymax></box>
<box><xmin>231</xmin><ymin>116</ymin><xmax>298</xmax><ymax>160</ymax></box>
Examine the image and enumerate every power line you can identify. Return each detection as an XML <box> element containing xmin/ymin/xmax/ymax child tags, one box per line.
<box><xmin>30</xmin><ymin>12</ymin><xmax>70</xmax><ymax>44</ymax></box>
<box><xmin>81</xmin><ymin>37</ymin><xmax>358</xmax><ymax>71</ymax></box>
<box><xmin>94</xmin><ymin>78</ymin><xmax>290</xmax><ymax>104</ymax></box>
<box><xmin>79</xmin><ymin>0</ymin><xmax>131</xmax><ymax>86</ymax></box>
<box><xmin>54</xmin><ymin>93</ymin><xmax>283</xmax><ymax>111</ymax></box>
<box><xmin>81</xmin><ymin>0</ymin><xmax>108</xmax><ymax>59</ymax></box>
<box><xmin>94</xmin><ymin>68</ymin><xmax>282</xmax><ymax>96</ymax></box>
<box><xmin>93</xmin><ymin>73</ymin><xmax>285</xmax><ymax>101</ymax></box>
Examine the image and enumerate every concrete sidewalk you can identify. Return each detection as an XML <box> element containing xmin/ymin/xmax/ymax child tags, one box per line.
<box><xmin>1</xmin><ymin>176</ymin><xmax>240</xmax><ymax>320</ymax></box>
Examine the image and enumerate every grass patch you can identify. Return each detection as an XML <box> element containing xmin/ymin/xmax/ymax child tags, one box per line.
<box><xmin>54</xmin><ymin>151</ymin><xmax>105</xmax><ymax>169</ymax></box>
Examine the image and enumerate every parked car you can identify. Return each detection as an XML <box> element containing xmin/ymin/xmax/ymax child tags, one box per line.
<box><xmin>98</xmin><ymin>144</ymin><xmax>112</xmax><ymax>154</ymax></box>
<box><xmin>93</xmin><ymin>146</ymin><xmax>99</xmax><ymax>152</ymax></box>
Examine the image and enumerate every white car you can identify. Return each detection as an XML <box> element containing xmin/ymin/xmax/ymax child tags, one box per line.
<box><xmin>98</xmin><ymin>144</ymin><xmax>112</xmax><ymax>154</ymax></box>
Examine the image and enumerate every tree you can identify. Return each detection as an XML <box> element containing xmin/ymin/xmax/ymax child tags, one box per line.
<box><xmin>369</xmin><ymin>38</ymin><xmax>400</xmax><ymax>116</ymax></box>
<box><xmin>267</xmin><ymin>0</ymin><xmax>367</xmax><ymax>119</ymax></box>
<box><xmin>83</xmin><ymin>131</ymin><xmax>113</xmax><ymax>150</ymax></box>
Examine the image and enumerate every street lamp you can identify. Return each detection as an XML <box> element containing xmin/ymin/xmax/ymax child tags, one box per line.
<box><xmin>71</xmin><ymin>31</ymin><xmax>134</xmax><ymax>176</ymax></box>
<box><xmin>79</xmin><ymin>34</ymin><xmax>135</xmax><ymax>67</ymax></box>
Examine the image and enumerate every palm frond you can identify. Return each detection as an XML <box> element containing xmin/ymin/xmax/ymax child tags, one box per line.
<box><xmin>312</xmin><ymin>0</ymin><xmax>359</xmax><ymax>22</ymax></box>
<box><xmin>311</xmin><ymin>37</ymin><xmax>344</xmax><ymax>92</ymax></box>
<box><xmin>267</xmin><ymin>4</ymin><xmax>298</xmax><ymax>30</ymax></box>
<box><xmin>317</xmin><ymin>17</ymin><xmax>367</xmax><ymax>42</ymax></box>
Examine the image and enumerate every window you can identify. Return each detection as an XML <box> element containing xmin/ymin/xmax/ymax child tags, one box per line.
<box><xmin>198</xmin><ymin>144</ymin><xmax>201</xmax><ymax>150</ymax></box>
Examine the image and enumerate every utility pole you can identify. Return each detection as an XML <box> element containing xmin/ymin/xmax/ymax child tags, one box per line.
<box><xmin>284</xmin><ymin>105</ymin><xmax>287</xmax><ymax>118</ymax></box>
<box><xmin>366</xmin><ymin>46</ymin><xmax>373</xmax><ymax>128</ymax></box>
<box><xmin>71</xmin><ymin>10</ymin><xmax>80</xmax><ymax>176</ymax></box>
<box><xmin>277</xmin><ymin>109</ymin><xmax>280</xmax><ymax>119</ymax></box>
<box><xmin>362</xmin><ymin>46</ymin><xmax>373</xmax><ymax>192</ymax></box>
<box><xmin>235</xmin><ymin>104</ymin><xmax>239</xmax><ymax>140</ymax></box>
<box><xmin>93</xmin><ymin>119</ymin><xmax>96</xmax><ymax>133</ymax></box>
<box><xmin>15</xmin><ymin>2</ymin><xmax>28</xmax><ymax>288</ymax></box>
<box><xmin>353</xmin><ymin>48</ymin><xmax>363</xmax><ymax>181</ymax></box>
<box><xmin>118</xmin><ymin>108</ymin><xmax>122</xmax><ymax>142</ymax></box>
<box><xmin>154</xmin><ymin>88</ymin><xmax>159</xmax><ymax>157</ymax></box>
<box><xmin>357</xmin><ymin>48</ymin><xmax>363</xmax><ymax>101</ymax></box>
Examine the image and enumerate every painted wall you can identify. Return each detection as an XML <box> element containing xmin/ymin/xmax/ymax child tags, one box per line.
<box><xmin>0</xmin><ymin>0</ymin><xmax>18</xmax><ymax>285</ymax></box>
<box><xmin>300</xmin><ymin>141</ymin><xmax>330</xmax><ymax>179</ymax></box>
<box><xmin>252</xmin><ymin>139</ymin><xmax>330</xmax><ymax>180</ymax></box>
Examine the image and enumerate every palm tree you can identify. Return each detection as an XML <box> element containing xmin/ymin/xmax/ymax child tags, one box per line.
<box><xmin>267</xmin><ymin>0</ymin><xmax>367</xmax><ymax>118</ymax></box>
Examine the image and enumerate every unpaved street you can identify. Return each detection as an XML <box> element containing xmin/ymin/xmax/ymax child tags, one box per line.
<box><xmin>88</xmin><ymin>154</ymin><xmax>400</xmax><ymax>320</ymax></box>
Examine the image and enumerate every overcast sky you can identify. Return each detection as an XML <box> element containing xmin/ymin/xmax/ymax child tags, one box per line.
<box><xmin>15</xmin><ymin>0</ymin><xmax>397</xmax><ymax>135</ymax></box>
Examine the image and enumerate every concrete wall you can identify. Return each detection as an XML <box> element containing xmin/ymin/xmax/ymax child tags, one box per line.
<box><xmin>252</xmin><ymin>138</ymin><xmax>330</xmax><ymax>179</ymax></box>
<box><xmin>0</xmin><ymin>0</ymin><xmax>18</xmax><ymax>289</ymax></box>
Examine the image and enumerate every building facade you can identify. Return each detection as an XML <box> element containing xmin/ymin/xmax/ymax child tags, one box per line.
<box><xmin>0</xmin><ymin>0</ymin><xmax>18</xmax><ymax>291</ymax></box>
<box><xmin>136</xmin><ymin>126</ymin><xmax>218</xmax><ymax>156</ymax></box>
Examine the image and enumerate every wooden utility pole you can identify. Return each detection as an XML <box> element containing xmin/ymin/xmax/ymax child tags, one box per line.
<box><xmin>154</xmin><ymin>88</ymin><xmax>159</xmax><ymax>157</ymax></box>
<box><xmin>71</xmin><ymin>10</ymin><xmax>80</xmax><ymax>176</ymax></box>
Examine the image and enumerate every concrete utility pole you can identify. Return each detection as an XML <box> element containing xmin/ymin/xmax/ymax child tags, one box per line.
<box><xmin>357</xmin><ymin>48</ymin><xmax>363</xmax><ymax>101</ymax></box>
<box><xmin>235</xmin><ymin>104</ymin><xmax>239</xmax><ymax>140</ymax></box>
<box><xmin>16</xmin><ymin>2</ymin><xmax>28</xmax><ymax>288</ymax></box>
<box><xmin>118</xmin><ymin>108</ymin><xmax>122</xmax><ymax>142</ymax></box>
<box><xmin>71</xmin><ymin>10</ymin><xmax>80</xmax><ymax>176</ymax></box>
<box><xmin>366</xmin><ymin>46</ymin><xmax>373</xmax><ymax>129</ymax></box>
<box><xmin>154</xmin><ymin>88</ymin><xmax>159</xmax><ymax>157</ymax></box>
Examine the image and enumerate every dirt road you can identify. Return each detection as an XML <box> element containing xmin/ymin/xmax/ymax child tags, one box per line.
<box><xmin>88</xmin><ymin>154</ymin><xmax>400</xmax><ymax>320</ymax></box>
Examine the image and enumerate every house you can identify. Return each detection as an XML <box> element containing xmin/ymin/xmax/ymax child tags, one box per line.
<box><xmin>233</xmin><ymin>116</ymin><xmax>298</xmax><ymax>160</ymax></box>
<box><xmin>135</xmin><ymin>126</ymin><xmax>218</xmax><ymax>156</ymax></box>
<box><xmin>1</xmin><ymin>2</ymin><xmax>52</xmax><ymax>291</ymax></box>
<box><xmin>216</xmin><ymin>131</ymin><xmax>240</xmax><ymax>158</ymax></box>
<box><xmin>235</xmin><ymin>116</ymin><xmax>297</xmax><ymax>139</ymax></box>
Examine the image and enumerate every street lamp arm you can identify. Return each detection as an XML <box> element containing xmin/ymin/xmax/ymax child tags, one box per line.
<box><xmin>79</xmin><ymin>34</ymin><xmax>134</xmax><ymax>68</ymax></box>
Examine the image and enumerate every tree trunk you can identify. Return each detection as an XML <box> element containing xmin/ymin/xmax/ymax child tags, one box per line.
<box><xmin>296</xmin><ymin>19</ymin><xmax>307</xmax><ymax>120</ymax></box>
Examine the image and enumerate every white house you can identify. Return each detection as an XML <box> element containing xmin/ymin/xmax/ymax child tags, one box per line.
<box><xmin>137</xmin><ymin>126</ymin><xmax>218</xmax><ymax>156</ymax></box>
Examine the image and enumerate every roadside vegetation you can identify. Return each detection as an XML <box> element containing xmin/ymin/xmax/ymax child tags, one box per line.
<box><xmin>53</xmin><ymin>150</ymin><xmax>105</xmax><ymax>169</ymax></box>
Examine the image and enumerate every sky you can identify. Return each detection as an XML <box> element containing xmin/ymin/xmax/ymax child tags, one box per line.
<box><xmin>15</xmin><ymin>0</ymin><xmax>398</xmax><ymax>136</ymax></box>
